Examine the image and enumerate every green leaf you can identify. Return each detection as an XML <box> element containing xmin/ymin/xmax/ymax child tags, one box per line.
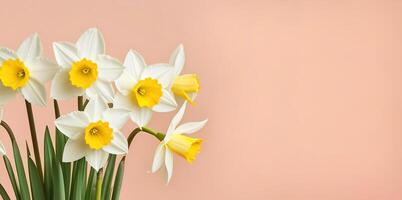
<box><xmin>101</xmin><ymin>155</ymin><xmax>116</xmax><ymax>200</ymax></box>
<box><xmin>52</xmin><ymin>158</ymin><xmax>66</xmax><ymax>200</ymax></box>
<box><xmin>28</xmin><ymin>156</ymin><xmax>45</xmax><ymax>200</ymax></box>
<box><xmin>55</xmin><ymin>127</ymin><xmax>71</xmax><ymax>199</ymax></box>
<box><xmin>44</xmin><ymin>127</ymin><xmax>54</xmax><ymax>200</ymax></box>
<box><xmin>3</xmin><ymin>156</ymin><xmax>21</xmax><ymax>200</ymax></box>
<box><xmin>85</xmin><ymin>168</ymin><xmax>97</xmax><ymax>200</ymax></box>
<box><xmin>12</xmin><ymin>141</ymin><xmax>31</xmax><ymax>200</ymax></box>
<box><xmin>0</xmin><ymin>184</ymin><xmax>11</xmax><ymax>200</ymax></box>
<box><xmin>70</xmin><ymin>158</ymin><xmax>87</xmax><ymax>200</ymax></box>
<box><xmin>111</xmin><ymin>159</ymin><xmax>125</xmax><ymax>200</ymax></box>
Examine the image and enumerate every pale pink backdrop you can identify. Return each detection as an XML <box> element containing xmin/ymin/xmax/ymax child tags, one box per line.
<box><xmin>0</xmin><ymin>0</ymin><xmax>402</xmax><ymax>199</ymax></box>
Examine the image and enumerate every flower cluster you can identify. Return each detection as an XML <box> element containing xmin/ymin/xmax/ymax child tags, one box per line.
<box><xmin>0</xmin><ymin>28</ymin><xmax>207</xmax><ymax>186</ymax></box>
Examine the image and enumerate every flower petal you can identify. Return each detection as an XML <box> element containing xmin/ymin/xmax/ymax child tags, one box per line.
<box><xmin>169</xmin><ymin>44</ymin><xmax>185</xmax><ymax>76</ymax></box>
<box><xmin>115</xmin><ymin>68</ymin><xmax>136</xmax><ymax>96</ymax></box>
<box><xmin>141</xmin><ymin>64</ymin><xmax>175</xmax><ymax>88</ymax></box>
<box><xmin>86</xmin><ymin>80</ymin><xmax>115</xmax><ymax>103</ymax></box>
<box><xmin>103</xmin><ymin>131</ymin><xmax>128</xmax><ymax>155</ymax></box>
<box><xmin>130</xmin><ymin>107</ymin><xmax>152</xmax><ymax>128</ymax></box>
<box><xmin>0</xmin><ymin>140</ymin><xmax>6</xmax><ymax>156</ymax></box>
<box><xmin>113</xmin><ymin>92</ymin><xmax>136</xmax><ymax>111</ymax></box>
<box><xmin>21</xmin><ymin>78</ymin><xmax>47</xmax><ymax>106</ymax></box>
<box><xmin>51</xmin><ymin>70</ymin><xmax>85</xmax><ymax>100</ymax></box>
<box><xmin>124</xmin><ymin>50</ymin><xmax>146</xmax><ymax>81</ymax></box>
<box><xmin>17</xmin><ymin>33</ymin><xmax>42</xmax><ymax>62</ymax></box>
<box><xmin>102</xmin><ymin>109</ymin><xmax>130</xmax><ymax>130</ymax></box>
<box><xmin>55</xmin><ymin>111</ymin><xmax>90</xmax><ymax>139</ymax></box>
<box><xmin>165</xmin><ymin>102</ymin><xmax>187</xmax><ymax>140</ymax></box>
<box><xmin>86</xmin><ymin>150</ymin><xmax>109</xmax><ymax>171</ymax></box>
<box><xmin>97</xmin><ymin>55</ymin><xmax>124</xmax><ymax>82</ymax></box>
<box><xmin>84</xmin><ymin>95</ymin><xmax>108</xmax><ymax>121</ymax></box>
<box><xmin>175</xmin><ymin>119</ymin><xmax>208</xmax><ymax>135</ymax></box>
<box><xmin>53</xmin><ymin>42</ymin><xmax>79</xmax><ymax>68</ymax></box>
<box><xmin>63</xmin><ymin>137</ymin><xmax>89</xmax><ymax>163</ymax></box>
<box><xmin>165</xmin><ymin>148</ymin><xmax>174</xmax><ymax>183</ymax></box>
<box><xmin>0</xmin><ymin>84</ymin><xmax>16</xmax><ymax>105</ymax></box>
<box><xmin>0</xmin><ymin>48</ymin><xmax>17</xmax><ymax>63</ymax></box>
<box><xmin>28</xmin><ymin>57</ymin><xmax>60</xmax><ymax>82</ymax></box>
<box><xmin>151</xmin><ymin>143</ymin><xmax>165</xmax><ymax>173</ymax></box>
<box><xmin>76</xmin><ymin>28</ymin><xmax>105</xmax><ymax>60</ymax></box>
<box><xmin>152</xmin><ymin>89</ymin><xmax>177</xmax><ymax>113</ymax></box>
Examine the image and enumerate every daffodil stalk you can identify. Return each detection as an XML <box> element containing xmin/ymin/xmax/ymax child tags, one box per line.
<box><xmin>25</xmin><ymin>100</ymin><xmax>43</xmax><ymax>181</ymax></box>
<box><xmin>96</xmin><ymin>168</ymin><xmax>104</xmax><ymax>200</ymax></box>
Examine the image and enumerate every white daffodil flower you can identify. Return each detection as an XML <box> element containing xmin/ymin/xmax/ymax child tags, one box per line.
<box><xmin>169</xmin><ymin>44</ymin><xmax>200</xmax><ymax>104</ymax></box>
<box><xmin>114</xmin><ymin>50</ymin><xmax>177</xmax><ymax>127</ymax></box>
<box><xmin>151</xmin><ymin>102</ymin><xmax>207</xmax><ymax>183</ymax></box>
<box><xmin>51</xmin><ymin>28</ymin><xmax>124</xmax><ymax>103</ymax></box>
<box><xmin>55</xmin><ymin>95</ymin><xmax>129</xmax><ymax>171</ymax></box>
<box><xmin>0</xmin><ymin>33</ymin><xmax>60</xmax><ymax>106</ymax></box>
<box><xmin>0</xmin><ymin>140</ymin><xmax>5</xmax><ymax>156</ymax></box>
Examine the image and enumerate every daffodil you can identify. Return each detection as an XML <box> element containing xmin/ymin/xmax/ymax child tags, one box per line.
<box><xmin>114</xmin><ymin>50</ymin><xmax>177</xmax><ymax>127</ymax></box>
<box><xmin>169</xmin><ymin>44</ymin><xmax>200</xmax><ymax>104</ymax></box>
<box><xmin>55</xmin><ymin>95</ymin><xmax>129</xmax><ymax>171</ymax></box>
<box><xmin>51</xmin><ymin>28</ymin><xmax>124</xmax><ymax>103</ymax></box>
<box><xmin>151</xmin><ymin>102</ymin><xmax>207</xmax><ymax>183</ymax></box>
<box><xmin>0</xmin><ymin>33</ymin><xmax>59</xmax><ymax>106</ymax></box>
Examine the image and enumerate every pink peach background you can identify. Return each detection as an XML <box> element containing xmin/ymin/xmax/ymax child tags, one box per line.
<box><xmin>1</xmin><ymin>0</ymin><xmax>402</xmax><ymax>199</ymax></box>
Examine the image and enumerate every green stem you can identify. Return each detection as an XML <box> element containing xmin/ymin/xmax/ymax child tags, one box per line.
<box><xmin>78</xmin><ymin>96</ymin><xmax>84</xmax><ymax>111</ymax></box>
<box><xmin>53</xmin><ymin>99</ymin><xmax>61</xmax><ymax>119</ymax></box>
<box><xmin>25</xmin><ymin>100</ymin><xmax>43</xmax><ymax>181</ymax></box>
<box><xmin>0</xmin><ymin>121</ymin><xmax>16</xmax><ymax>142</ymax></box>
<box><xmin>95</xmin><ymin>168</ymin><xmax>103</xmax><ymax>200</ymax></box>
<box><xmin>141</xmin><ymin>127</ymin><xmax>165</xmax><ymax>141</ymax></box>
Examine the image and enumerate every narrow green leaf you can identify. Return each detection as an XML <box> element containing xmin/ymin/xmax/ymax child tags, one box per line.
<box><xmin>85</xmin><ymin>168</ymin><xmax>97</xmax><ymax>200</ymax></box>
<box><xmin>28</xmin><ymin>156</ymin><xmax>45</xmax><ymax>200</ymax></box>
<box><xmin>0</xmin><ymin>184</ymin><xmax>11</xmax><ymax>200</ymax></box>
<box><xmin>56</xmin><ymin>127</ymin><xmax>71</xmax><ymax>199</ymax></box>
<box><xmin>12</xmin><ymin>141</ymin><xmax>31</xmax><ymax>200</ymax></box>
<box><xmin>70</xmin><ymin>158</ymin><xmax>87</xmax><ymax>200</ymax></box>
<box><xmin>44</xmin><ymin>127</ymin><xmax>54</xmax><ymax>200</ymax></box>
<box><xmin>111</xmin><ymin>159</ymin><xmax>125</xmax><ymax>200</ymax></box>
<box><xmin>3</xmin><ymin>156</ymin><xmax>21</xmax><ymax>200</ymax></box>
<box><xmin>52</xmin><ymin>159</ymin><xmax>66</xmax><ymax>200</ymax></box>
<box><xmin>101</xmin><ymin>155</ymin><xmax>116</xmax><ymax>200</ymax></box>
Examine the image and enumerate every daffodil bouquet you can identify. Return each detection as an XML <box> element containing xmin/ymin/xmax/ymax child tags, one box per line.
<box><xmin>0</xmin><ymin>28</ymin><xmax>206</xmax><ymax>200</ymax></box>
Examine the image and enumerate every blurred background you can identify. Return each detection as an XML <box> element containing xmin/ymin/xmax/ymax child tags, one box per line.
<box><xmin>1</xmin><ymin>0</ymin><xmax>402</xmax><ymax>199</ymax></box>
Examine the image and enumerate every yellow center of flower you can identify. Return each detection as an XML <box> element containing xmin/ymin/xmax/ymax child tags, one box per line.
<box><xmin>171</xmin><ymin>74</ymin><xmax>200</xmax><ymax>104</ymax></box>
<box><xmin>0</xmin><ymin>59</ymin><xmax>30</xmax><ymax>90</ymax></box>
<box><xmin>69</xmin><ymin>58</ymin><xmax>98</xmax><ymax>89</ymax></box>
<box><xmin>84</xmin><ymin>121</ymin><xmax>113</xmax><ymax>150</ymax></box>
<box><xmin>166</xmin><ymin>134</ymin><xmax>203</xmax><ymax>163</ymax></box>
<box><xmin>131</xmin><ymin>78</ymin><xmax>162</xmax><ymax>108</ymax></box>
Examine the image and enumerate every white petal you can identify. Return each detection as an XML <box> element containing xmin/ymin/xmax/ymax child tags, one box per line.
<box><xmin>76</xmin><ymin>28</ymin><xmax>105</xmax><ymax>60</ymax></box>
<box><xmin>165</xmin><ymin>102</ymin><xmax>187</xmax><ymax>140</ymax></box>
<box><xmin>141</xmin><ymin>64</ymin><xmax>175</xmax><ymax>88</ymax></box>
<box><xmin>103</xmin><ymin>131</ymin><xmax>128</xmax><ymax>155</ymax></box>
<box><xmin>0</xmin><ymin>140</ymin><xmax>6</xmax><ymax>156</ymax></box>
<box><xmin>113</xmin><ymin>92</ymin><xmax>136</xmax><ymax>111</ymax></box>
<box><xmin>115</xmin><ymin>68</ymin><xmax>136</xmax><ymax>96</ymax></box>
<box><xmin>130</xmin><ymin>107</ymin><xmax>152</xmax><ymax>128</ymax></box>
<box><xmin>84</xmin><ymin>95</ymin><xmax>108</xmax><ymax>121</ymax></box>
<box><xmin>165</xmin><ymin>148</ymin><xmax>174</xmax><ymax>183</ymax></box>
<box><xmin>97</xmin><ymin>55</ymin><xmax>124</xmax><ymax>82</ymax></box>
<box><xmin>124</xmin><ymin>50</ymin><xmax>146</xmax><ymax>81</ymax></box>
<box><xmin>102</xmin><ymin>109</ymin><xmax>130</xmax><ymax>130</ymax></box>
<box><xmin>152</xmin><ymin>89</ymin><xmax>177</xmax><ymax>113</ymax></box>
<box><xmin>86</xmin><ymin>150</ymin><xmax>109</xmax><ymax>171</ymax></box>
<box><xmin>21</xmin><ymin>78</ymin><xmax>47</xmax><ymax>106</ymax></box>
<box><xmin>0</xmin><ymin>48</ymin><xmax>17</xmax><ymax>63</ymax></box>
<box><xmin>175</xmin><ymin>119</ymin><xmax>208</xmax><ymax>135</ymax></box>
<box><xmin>86</xmin><ymin>80</ymin><xmax>115</xmax><ymax>103</ymax></box>
<box><xmin>0</xmin><ymin>84</ymin><xmax>16</xmax><ymax>105</ymax></box>
<box><xmin>53</xmin><ymin>42</ymin><xmax>79</xmax><ymax>68</ymax></box>
<box><xmin>28</xmin><ymin>57</ymin><xmax>60</xmax><ymax>82</ymax></box>
<box><xmin>17</xmin><ymin>33</ymin><xmax>42</xmax><ymax>62</ymax></box>
<box><xmin>169</xmin><ymin>44</ymin><xmax>185</xmax><ymax>76</ymax></box>
<box><xmin>55</xmin><ymin>111</ymin><xmax>90</xmax><ymax>139</ymax></box>
<box><xmin>51</xmin><ymin>70</ymin><xmax>85</xmax><ymax>100</ymax></box>
<box><xmin>151</xmin><ymin>143</ymin><xmax>165</xmax><ymax>173</ymax></box>
<box><xmin>62</xmin><ymin>138</ymin><xmax>89</xmax><ymax>162</ymax></box>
